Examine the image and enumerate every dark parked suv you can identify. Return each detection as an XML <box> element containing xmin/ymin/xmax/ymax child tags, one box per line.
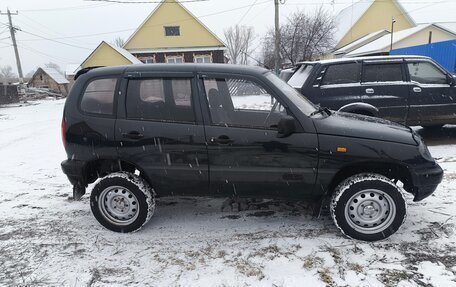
<box><xmin>283</xmin><ymin>56</ymin><xmax>456</xmax><ymax>128</ymax></box>
<box><xmin>61</xmin><ymin>64</ymin><xmax>443</xmax><ymax>241</ymax></box>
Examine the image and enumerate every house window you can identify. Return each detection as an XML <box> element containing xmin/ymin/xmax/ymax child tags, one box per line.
<box><xmin>144</xmin><ymin>58</ymin><xmax>155</xmax><ymax>64</ymax></box>
<box><xmin>164</xmin><ymin>26</ymin><xmax>180</xmax><ymax>36</ymax></box>
<box><xmin>194</xmin><ymin>55</ymin><xmax>212</xmax><ymax>63</ymax></box>
<box><xmin>166</xmin><ymin>56</ymin><xmax>184</xmax><ymax>64</ymax></box>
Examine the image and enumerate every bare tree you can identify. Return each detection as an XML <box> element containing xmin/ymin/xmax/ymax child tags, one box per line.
<box><xmin>224</xmin><ymin>25</ymin><xmax>255</xmax><ymax>65</ymax></box>
<box><xmin>112</xmin><ymin>37</ymin><xmax>125</xmax><ymax>48</ymax></box>
<box><xmin>261</xmin><ymin>7</ymin><xmax>335</xmax><ymax>67</ymax></box>
<box><xmin>0</xmin><ymin>65</ymin><xmax>17</xmax><ymax>83</ymax></box>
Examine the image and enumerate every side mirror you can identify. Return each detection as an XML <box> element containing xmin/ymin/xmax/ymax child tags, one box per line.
<box><xmin>277</xmin><ymin>115</ymin><xmax>296</xmax><ymax>138</ymax></box>
<box><xmin>450</xmin><ymin>75</ymin><xmax>456</xmax><ymax>86</ymax></box>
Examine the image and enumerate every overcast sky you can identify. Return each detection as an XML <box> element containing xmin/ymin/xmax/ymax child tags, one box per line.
<box><xmin>0</xmin><ymin>0</ymin><xmax>455</xmax><ymax>75</ymax></box>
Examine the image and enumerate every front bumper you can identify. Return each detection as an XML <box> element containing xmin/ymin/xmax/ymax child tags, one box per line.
<box><xmin>409</xmin><ymin>163</ymin><xmax>443</xmax><ymax>201</ymax></box>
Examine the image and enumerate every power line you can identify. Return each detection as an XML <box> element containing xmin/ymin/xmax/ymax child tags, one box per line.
<box><xmin>18</xmin><ymin>29</ymin><xmax>93</xmax><ymax>50</ymax></box>
<box><xmin>17</xmin><ymin>14</ymin><xmax>97</xmax><ymax>46</ymax></box>
<box><xmin>85</xmin><ymin>0</ymin><xmax>208</xmax><ymax>3</ymax></box>
<box><xmin>21</xmin><ymin>3</ymin><xmax>114</xmax><ymax>12</ymax></box>
<box><xmin>18</xmin><ymin>1</ymin><xmax>270</xmax><ymax>42</ymax></box>
<box><xmin>237</xmin><ymin>0</ymin><xmax>260</xmax><ymax>25</ymax></box>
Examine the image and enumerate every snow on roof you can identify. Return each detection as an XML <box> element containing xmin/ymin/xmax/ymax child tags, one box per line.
<box><xmin>334</xmin><ymin>0</ymin><xmax>374</xmax><ymax>44</ymax></box>
<box><xmin>41</xmin><ymin>67</ymin><xmax>69</xmax><ymax>84</ymax></box>
<box><xmin>105</xmin><ymin>41</ymin><xmax>142</xmax><ymax>64</ymax></box>
<box><xmin>346</xmin><ymin>24</ymin><xmax>434</xmax><ymax>57</ymax></box>
<box><xmin>334</xmin><ymin>29</ymin><xmax>390</xmax><ymax>55</ymax></box>
<box><xmin>334</xmin><ymin>0</ymin><xmax>416</xmax><ymax>45</ymax></box>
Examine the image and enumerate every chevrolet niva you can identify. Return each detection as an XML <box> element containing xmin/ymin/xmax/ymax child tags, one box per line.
<box><xmin>61</xmin><ymin>64</ymin><xmax>443</xmax><ymax>241</ymax></box>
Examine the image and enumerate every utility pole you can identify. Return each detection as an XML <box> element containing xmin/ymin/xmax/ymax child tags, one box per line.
<box><xmin>390</xmin><ymin>17</ymin><xmax>396</xmax><ymax>52</ymax></box>
<box><xmin>274</xmin><ymin>0</ymin><xmax>280</xmax><ymax>75</ymax></box>
<box><xmin>0</xmin><ymin>9</ymin><xmax>24</xmax><ymax>83</ymax></box>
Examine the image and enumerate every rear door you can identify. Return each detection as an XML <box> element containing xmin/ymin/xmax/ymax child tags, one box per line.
<box><xmin>406</xmin><ymin>60</ymin><xmax>456</xmax><ymax>126</ymax></box>
<box><xmin>313</xmin><ymin>62</ymin><xmax>362</xmax><ymax>109</ymax></box>
<box><xmin>360</xmin><ymin>60</ymin><xmax>408</xmax><ymax>124</ymax></box>
<box><xmin>199</xmin><ymin>73</ymin><xmax>318</xmax><ymax>199</ymax></box>
<box><xmin>116</xmin><ymin>72</ymin><xmax>209</xmax><ymax>195</ymax></box>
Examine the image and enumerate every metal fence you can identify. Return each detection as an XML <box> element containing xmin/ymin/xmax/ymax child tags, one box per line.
<box><xmin>390</xmin><ymin>40</ymin><xmax>456</xmax><ymax>74</ymax></box>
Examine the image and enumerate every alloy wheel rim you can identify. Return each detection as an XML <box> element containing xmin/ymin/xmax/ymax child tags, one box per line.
<box><xmin>344</xmin><ymin>189</ymin><xmax>396</xmax><ymax>234</ymax></box>
<box><xmin>98</xmin><ymin>186</ymin><xmax>139</xmax><ymax>225</ymax></box>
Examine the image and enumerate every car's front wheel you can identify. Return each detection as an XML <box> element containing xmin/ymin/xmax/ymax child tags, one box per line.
<box><xmin>90</xmin><ymin>172</ymin><xmax>155</xmax><ymax>233</ymax></box>
<box><xmin>330</xmin><ymin>173</ymin><xmax>406</xmax><ymax>241</ymax></box>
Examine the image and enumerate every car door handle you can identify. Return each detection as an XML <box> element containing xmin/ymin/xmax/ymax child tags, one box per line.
<box><xmin>366</xmin><ymin>88</ymin><xmax>375</xmax><ymax>94</ymax></box>
<box><xmin>413</xmin><ymin>87</ymin><xmax>422</xmax><ymax>93</ymax></box>
<box><xmin>122</xmin><ymin>131</ymin><xmax>144</xmax><ymax>140</ymax></box>
<box><xmin>210</xmin><ymin>135</ymin><xmax>233</xmax><ymax>145</ymax></box>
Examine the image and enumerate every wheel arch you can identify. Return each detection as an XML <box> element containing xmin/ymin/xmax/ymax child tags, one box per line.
<box><xmin>83</xmin><ymin>158</ymin><xmax>153</xmax><ymax>189</ymax></box>
<box><xmin>326</xmin><ymin>162</ymin><xmax>414</xmax><ymax>196</ymax></box>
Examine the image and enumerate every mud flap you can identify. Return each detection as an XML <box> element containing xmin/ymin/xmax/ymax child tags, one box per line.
<box><xmin>73</xmin><ymin>184</ymin><xmax>86</xmax><ymax>201</ymax></box>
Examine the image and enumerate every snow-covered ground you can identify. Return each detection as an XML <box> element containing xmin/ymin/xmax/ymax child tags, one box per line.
<box><xmin>0</xmin><ymin>99</ymin><xmax>455</xmax><ymax>286</ymax></box>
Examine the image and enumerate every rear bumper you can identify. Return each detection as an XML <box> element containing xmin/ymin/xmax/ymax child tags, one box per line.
<box><xmin>410</xmin><ymin>163</ymin><xmax>443</xmax><ymax>201</ymax></box>
<box><xmin>61</xmin><ymin>159</ymin><xmax>87</xmax><ymax>186</ymax></box>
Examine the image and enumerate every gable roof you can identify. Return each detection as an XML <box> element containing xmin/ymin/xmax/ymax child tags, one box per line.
<box><xmin>346</xmin><ymin>24</ymin><xmax>456</xmax><ymax>57</ymax></box>
<box><xmin>80</xmin><ymin>41</ymin><xmax>142</xmax><ymax>68</ymax></box>
<box><xmin>334</xmin><ymin>29</ymin><xmax>390</xmax><ymax>55</ymax></box>
<box><xmin>31</xmin><ymin>67</ymin><xmax>69</xmax><ymax>85</ymax></box>
<box><xmin>334</xmin><ymin>0</ymin><xmax>416</xmax><ymax>45</ymax></box>
<box><xmin>123</xmin><ymin>0</ymin><xmax>225</xmax><ymax>51</ymax></box>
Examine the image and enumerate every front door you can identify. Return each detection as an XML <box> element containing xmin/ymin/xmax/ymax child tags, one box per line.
<box><xmin>360</xmin><ymin>61</ymin><xmax>408</xmax><ymax>124</ymax></box>
<box><xmin>406</xmin><ymin>60</ymin><xmax>456</xmax><ymax>126</ymax></box>
<box><xmin>116</xmin><ymin>75</ymin><xmax>209</xmax><ymax>195</ymax></box>
<box><xmin>199</xmin><ymin>74</ymin><xmax>318</xmax><ymax>199</ymax></box>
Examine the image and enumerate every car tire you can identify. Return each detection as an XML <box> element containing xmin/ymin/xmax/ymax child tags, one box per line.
<box><xmin>330</xmin><ymin>173</ymin><xmax>406</xmax><ymax>241</ymax></box>
<box><xmin>90</xmin><ymin>172</ymin><xmax>155</xmax><ymax>233</ymax></box>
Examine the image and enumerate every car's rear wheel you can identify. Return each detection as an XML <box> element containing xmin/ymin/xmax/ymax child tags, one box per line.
<box><xmin>330</xmin><ymin>173</ymin><xmax>406</xmax><ymax>241</ymax></box>
<box><xmin>90</xmin><ymin>172</ymin><xmax>155</xmax><ymax>233</ymax></box>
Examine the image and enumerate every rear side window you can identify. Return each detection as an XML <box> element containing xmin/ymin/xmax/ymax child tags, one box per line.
<box><xmin>407</xmin><ymin>61</ymin><xmax>448</xmax><ymax>84</ymax></box>
<box><xmin>321</xmin><ymin>63</ymin><xmax>360</xmax><ymax>85</ymax></box>
<box><xmin>288</xmin><ymin>64</ymin><xmax>313</xmax><ymax>88</ymax></box>
<box><xmin>126</xmin><ymin>78</ymin><xmax>195</xmax><ymax>123</ymax></box>
<box><xmin>362</xmin><ymin>63</ymin><xmax>403</xmax><ymax>82</ymax></box>
<box><xmin>80</xmin><ymin>78</ymin><xmax>117</xmax><ymax>115</ymax></box>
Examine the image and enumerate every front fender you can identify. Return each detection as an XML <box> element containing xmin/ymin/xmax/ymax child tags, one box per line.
<box><xmin>338</xmin><ymin>103</ymin><xmax>379</xmax><ymax>117</ymax></box>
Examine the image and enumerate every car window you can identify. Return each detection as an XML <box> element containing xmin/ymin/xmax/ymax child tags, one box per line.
<box><xmin>321</xmin><ymin>63</ymin><xmax>360</xmax><ymax>86</ymax></box>
<box><xmin>126</xmin><ymin>78</ymin><xmax>195</xmax><ymax>123</ymax></box>
<box><xmin>407</xmin><ymin>61</ymin><xmax>448</xmax><ymax>85</ymax></box>
<box><xmin>288</xmin><ymin>64</ymin><xmax>313</xmax><ymax>88</ymax></box>
<box><xmin>362</xmin><ymin>63</ymin><xmax>403</xmax><ymax>82</ymax></box>
<box><xmin>203</xmin><ymin>77</ymin><xmax>287</xmax><ymax>129</ymax></box>
<box><xmin>80</xmin><ymin>78</ymin><xmax>117</xmax><ymax>115</ymax></box>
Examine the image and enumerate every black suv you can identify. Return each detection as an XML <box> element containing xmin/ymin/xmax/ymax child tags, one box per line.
<box><xmin>283</xmin><ymin>56</ymin><xmax>456</xmax><ymax>128</ymax></box>
<box><xmin>61</xmin><ymin>64</ymin><xmax>443</xmax><ymax>241</ymax></box>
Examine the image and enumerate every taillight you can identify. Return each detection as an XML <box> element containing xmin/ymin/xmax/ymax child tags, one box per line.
<box><xmin>61</xmin><ymin>117</ymin><xmax>67</xmax><ymax>147</ymax></box>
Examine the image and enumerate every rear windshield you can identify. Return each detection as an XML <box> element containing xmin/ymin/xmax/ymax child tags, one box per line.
<box><xmin>288</xmin><ymin>64</ymin><xmax>313</xmax><ymax>88</ymax></box>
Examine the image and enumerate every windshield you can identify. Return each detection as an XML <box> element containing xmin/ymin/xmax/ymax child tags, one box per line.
<box><xmin>265</xmin><ymin>72</ymin><xmax>317</xmax><ymax>116</ymax></box>
<box><xmin>288</xmin><ymin>64</ymin><xmax>313</xmax><ymax>88</ymax></box>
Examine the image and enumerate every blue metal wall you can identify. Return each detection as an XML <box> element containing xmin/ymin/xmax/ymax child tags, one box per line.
<box><xmin>390</xmin><ymin>40</ymin><xmax>456</xmax><ymax>74</ymax></box>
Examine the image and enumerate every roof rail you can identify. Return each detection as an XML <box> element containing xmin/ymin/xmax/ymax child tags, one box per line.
<box><xmin>74</xmin><ymin>66</ymin><xmax>105</xmax><ymax>80</ymax></box>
